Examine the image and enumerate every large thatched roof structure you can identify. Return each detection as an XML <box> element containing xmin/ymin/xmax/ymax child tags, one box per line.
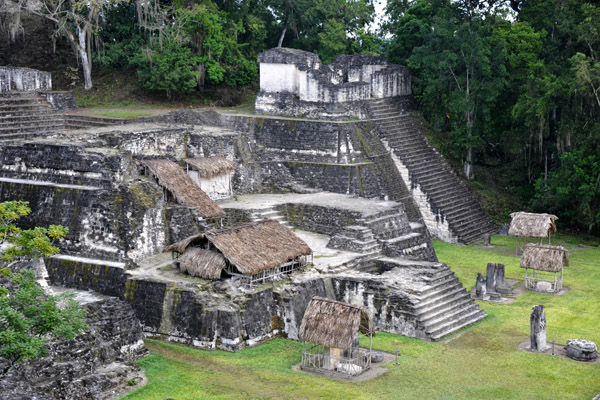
<box><xmin>520</xmin><ymin>244</ymin><xmax>569</xmax><ymax>272</ymax></box>
<box><xmin>185</xmin><ymin>157</ymin><xmax>235</xmax><ymax>178</ymax></box>
<box><xmin>143</xmin><ymin>159</ymin><xmax>225</xmax><ymax>218</ymax></box>
<box><xmin>299</xmin><ymin>297</ymin><xmax>373</xmax><ymax>350</ymax></box>
<box><xmin>164</xmin><ymin>220</ymin><xmax>312</xmax><ymax>275</ymax></box>
<box><xmin>179</xmin><ymin>247</ymin><xmax>227</xmax><ymax>279</ymax></box>
<box><xmin>508</xmin><ymin>212</ymin><xmax>558</xmax><ymax>238</ymax></box>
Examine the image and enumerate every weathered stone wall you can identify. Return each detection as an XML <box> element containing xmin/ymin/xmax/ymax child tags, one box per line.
<box><xmin>0</xmin><ymin>143</ymin><xmax>133</xmax><ymax>188</ymax></box>
<box><xmin>277</xmin><ymin>203</ymin><xmax>361</xmax><ymax>235</ymax></box>
<box><xmin>283</xmin><ymin>161</ymin><xmax>382</xmax><ymax>198</ymax></box>
<box><xmin>0</xmin><ymin>66</ymin><xmax>51</xmax><ymax>92</ymax></box>
<box><xmin>44</xmin><ymin>258</ymin><xmax>310</xmax><ymax>351</ymax></box>
<box><xmin>0</xmin><ymin>179</ymin><xmax>169</xmax><ymax>263</ymax></box>
<box><xmin>42</xmin><ymin>91</ymin><xmax>78</xmax><ymax>111</ymax></box>
<box><xmin>0</xmin><ymin>297</ymin><xmax>145</xmax><ymax>400</ymax></box>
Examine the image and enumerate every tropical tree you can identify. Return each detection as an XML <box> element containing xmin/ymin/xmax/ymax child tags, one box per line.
<box><xmin>1</xmin><ymin>0</ymin><xmax>126</xmax><ymax>89</ymax></box>
<box><xmin>0</xmin><ymin>201</ymin><xmax>87</xmax><ymax>375</ymax></box>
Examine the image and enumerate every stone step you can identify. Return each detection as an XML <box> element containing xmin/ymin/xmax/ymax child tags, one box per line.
<box><xmin>0</xmin><ymin>91</ymin><xmax>47</xmax><ymax>98</ymax></box>
<box><xmin>418</xmin><ymin>292</ymin><xmax>474</xmax><ymax>325</ymax></box>
<box><xmin>0</xmin><ymin>115</ymin><xmax>62</xmax><ymax>124</ymax></box>
<box><xmin>453</xmin><ymin>221</ymin><xmax>498</xmax><ymax>242</ymax></box>
<box><xmin>0</xmin><ymin>132</ymin><xmax>51</xmax><ymax>142</ymax></box>
<box><xmin>0</xmin><ymin>123</ymin><xmax>65</xmax><ymax>135</ymax></box>
<box><xmin>414</xmin><ymin>284</ymin><xmax>468</xmax><ymax>313</ymax></box>
<box><xmin>0</xmin><ymin>97</ymin><xmax>46</xmax><ymax>104</ymax></box>
<box><xmin>0</xmin><ymin>117</ymin><xmax>65</xmax><ymax>127</ymax></box>
<box><xmin>0</xmin><ymin>104</ymin><xmax>53</xmax><ymax>113</ymax></box>
<box><xmin>428</xmin><ymin>309</ymin><xmax>486</xmax><ymax>340</ymax></box>
<box><xmin>421</xmin><ymin>301</ymin><xmax>480</xmax><ymax>331</ymax></box>
<box><xmin>63</xmin><ymin>114</ymin><xmax>125</xmax><ymax>124</ymax></box>
<box><xmin>418</xmin><ymin>271</ymin><xmax>459</xmax><ymax>293</ymax></box>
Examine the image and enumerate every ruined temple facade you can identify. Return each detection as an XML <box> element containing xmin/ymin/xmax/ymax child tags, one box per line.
<box><xmin>256</xmin><ymin>48</ymin><xmax>411</xmax><ymax>119</ymax></box>
<box><xmin>0</xmin><ymin>56</ymin><xmax>494</xmax><ymax>352</ymax></box>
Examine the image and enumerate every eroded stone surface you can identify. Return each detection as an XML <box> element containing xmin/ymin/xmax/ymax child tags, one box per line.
<box><xmin>566</xmin><ymin>339</ymin><xmax>598</xmax><ymax>360</ymax></box>
<box><xmin>0</xmin><ymin>297</ymin><xmax>145</xmax><ymax>400</ymax></box>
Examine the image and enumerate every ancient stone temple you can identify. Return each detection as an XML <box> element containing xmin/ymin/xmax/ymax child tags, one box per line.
<box><xmin>255</xmin><ymin>48</ymin><xmax>497</xmax><ymax>244</ymax></box>
<box><xmin>0</xmin><ymin>56</ymin><xmax>492</xmax><ymax>352</ymax></box>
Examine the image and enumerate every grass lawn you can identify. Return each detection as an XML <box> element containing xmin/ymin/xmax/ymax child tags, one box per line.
<box><xmin>122</xmin><ymin>235</ymin><xmax>600</xmax><ymax>400</ymax></box>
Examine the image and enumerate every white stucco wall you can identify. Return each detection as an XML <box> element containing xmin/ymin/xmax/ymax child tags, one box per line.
<box><xmin>188</xmin><ymin>170</ymin><xmax>232</xmax><ymax>200</ymax></box>
<box><xmin>260</xmin><ymin>63</ymin><xmax>297</xmax><ymax>93</ymax></box>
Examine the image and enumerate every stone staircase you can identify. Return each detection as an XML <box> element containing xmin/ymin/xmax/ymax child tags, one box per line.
<box><xmin>62</xmin><ymin>114</ymin><xmax>126</xmax><ymax>130</ymax></box>
<box><xmin>251</xmin><ymin>207</ymin><xmax>293</xmax><ymax>229</ymax></box>
<box><xmin>368</xmin><ymin>99</ymin><xmax>498</xmax><ymax>244</ymax></box>
<box><xmin>0</xmin><ymin>92</ymin><xmax>122</xmax><ymax>143</ymax></box>
<box><xmin>411</xmin><ymin>264</ymin><xmax>486</xmax><ymax>340</ymax></box>
<box><xmin>0</xmin><ymin>91</ymin><xmax>65</xmax><ymax>141</ymax></box>
<box><xmin>327</xmin><ymin>206</ymin><xmax>436</xmax><ymax>261</ymax></box>
<box><xmin>333</xmin><ymin>258</ymin><xmax>486</xmax><ymax>340</ymax></box>
<box><xmin>327</xmin><ymin>225</ymin><xmax>382</xmax><ymax>254</ymax></box>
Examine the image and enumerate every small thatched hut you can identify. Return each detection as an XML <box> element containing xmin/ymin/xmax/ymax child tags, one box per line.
<box><xmin>164</xmin><ymin>220</ymin><xmax>312</xmax><ymax>284</ymax></box>
<box><xmin>185</xmin><ymin>157</ymin><xmax>235</xmax><ymax>200</ymax></box>
<box><xmin>299</xmin><ymin>296</ymin><xmax>374</xmax><ymax>376</ymax></box>
<box><xmin>508</xmin><ymin>212</ymin><xmax>558</xmax><ymax>254</ymax></box>
<box><xmin>521</xmin><ymin>244</ymin><xmax>569</xmax><ymax>292</ymax></box>
<box><xmin>142</xmin><ymin>159</ymin><xmax>225</xmax><ymax>219</ymax></box>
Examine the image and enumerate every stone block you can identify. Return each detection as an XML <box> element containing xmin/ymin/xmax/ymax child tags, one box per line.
<box><xmin>496</xmin><ymin>283</ymin><xmax>513</xmax><ymax>295</ymax></box>
<box><xmin>536</xmin><ymin>281</ymin><xmax>553</xmax><ymax>292</ymax></box>
<box><xmin>486</xmin><ymin>263</ymin><xmax>497</xmax><ymax>292</ymax></box>
<box><xmin>476</xmin><ymin>273</ymin><xmax>486</xmax><ymax>299</ymax></box>
<box><xmin>530</xmin><ymin>305</ymin><xmax>549</xmax><ymax>351</ymax></box>
<box><xmin>495</xmin><ymin>263</ymin><xmax>505</xmax><ymax>286</ymax></box>
<box><xmin>566</xmin><ymin>339</ymin><xmax>598</xmax><ymax>361</ymax></box>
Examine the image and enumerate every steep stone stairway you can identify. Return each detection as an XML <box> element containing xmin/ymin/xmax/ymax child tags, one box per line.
<box><xmin>368</xmin><ymin>99</ymin><xmax>497</xmax><ymax>244</ymax></box>
<box><xmin>412</xmin><ymin>264</ymin><xmax>486</xmax><ymax>340</ymax></box>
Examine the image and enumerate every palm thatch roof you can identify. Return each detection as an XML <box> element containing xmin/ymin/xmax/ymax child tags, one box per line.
<box><xmin>520</xmin><ymin>244</ymin><xmax>569</xmax><ymax>272</ymax></box>
<box><xmin>163</xmin><ymin>232</ymin><xmax>205</xmax><ymax>254</ymax></box>
<box><xmin>185</xmin><ymin>157</ymin><xmax>236</xmax><ymax>178</ymax></box>
<box><xmin>299</xmin><ymin>297</ymin><xmax>373</xmax><ymax>349</ymax></box>
<box><xmin>179</xmin><ymin>247</ymin><xmax>227</xmax><ymax>279</ymax></box>
<box><xmin>164</xmin><ymin>220</ymin><xmax>312</xmax><ymax>275</ymax></box>
<box><xmin>508</xmin><ymin>212</ymin><xmax>558</xmax><ymax>237</ymax></box>
<box><xmin>143</xmin><ymin>159</ymin><xmax>225</xmax><ymax>218</ymax></box>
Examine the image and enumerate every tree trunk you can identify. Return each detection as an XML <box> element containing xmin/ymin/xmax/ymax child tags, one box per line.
<box><xmin>77</xmin><ymin>25</ymin><xmax>93</xmax><ymax>90</ymax></box>
<box><xmin>464</xmin><ymin>108</ymin><xmax>474</xmax><ymax>179</ymax></box>
<box><xmin>463</xmin><ymin>68</ymin><xmax>474</xmax><ymax>180</ymax></box>
<box><xmin>77</xmin><ymin>26</ymin><xmax>92</xmax><ymax>90</ymax></box>
<box><xmin>278</xmin><ymin>23</ymin><xmax>288</xmax><ymax>48</ymax></box>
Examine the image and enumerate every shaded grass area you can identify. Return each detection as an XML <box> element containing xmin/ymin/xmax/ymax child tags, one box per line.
<box><xmin>123</xmin><ymin>236</ymin><xmax>600</xmax><ymax>400</ymax></box>
<box><xmin>93</xmin><ymin>111</ymin><xmax>152</xmax><ymax>118</ymax></box>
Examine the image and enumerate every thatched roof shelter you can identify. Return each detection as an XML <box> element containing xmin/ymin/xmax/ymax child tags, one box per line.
<box><xmin>164</xmin><ymin>220</ymin><xmax>312</xmax><ymax>275</ymax></box>
<box><xmin>520</xmin><ymin>244</ymin><xmax>569</xmax><ymax>272</ymax></box>
<box><xmin>143</xmin><ymin>159</ymin><xmax>225</xmax><ymax>218</ymax></box>
<box><xmin>299</xmin><ymin>297</ymin><xmax>373</xmax><ymax>350</ymax></box>
<box><xmin>508</xmin><ymin>212</ymin><xmax>558</xmax><ymax>238</ymax></box>
<box><xmin>185</xmin><ymin>157</ymin><xmax>235</xmax><ymax>178</ymax></box>
<box><xmin>179</xmin><ymin>247</ymin><xmax>227</xmax><ymax>279</ymax></box>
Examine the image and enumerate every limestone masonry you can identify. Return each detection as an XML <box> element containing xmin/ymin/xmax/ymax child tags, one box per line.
<box><xmin>0</xmin><ymin>52</ymin><xmax>496</xmax><ymax>367</ymax></box>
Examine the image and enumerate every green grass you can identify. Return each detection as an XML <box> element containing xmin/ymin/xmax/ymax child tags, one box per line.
<box><xmin>93</xmin><ymin>111</ymin><xmax>153</xmax><ymax>118</ymax></box>
<box><xmin>123</xmin><ymin>235</ymin><xmax>600</xmax><ymax>400</ymax></box>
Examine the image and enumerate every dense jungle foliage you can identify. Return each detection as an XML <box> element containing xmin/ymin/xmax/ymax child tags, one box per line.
<box><xmin>0</xmin><ymin>0</ymin><xmax>598</xmax><ymax>235</ymax></box>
